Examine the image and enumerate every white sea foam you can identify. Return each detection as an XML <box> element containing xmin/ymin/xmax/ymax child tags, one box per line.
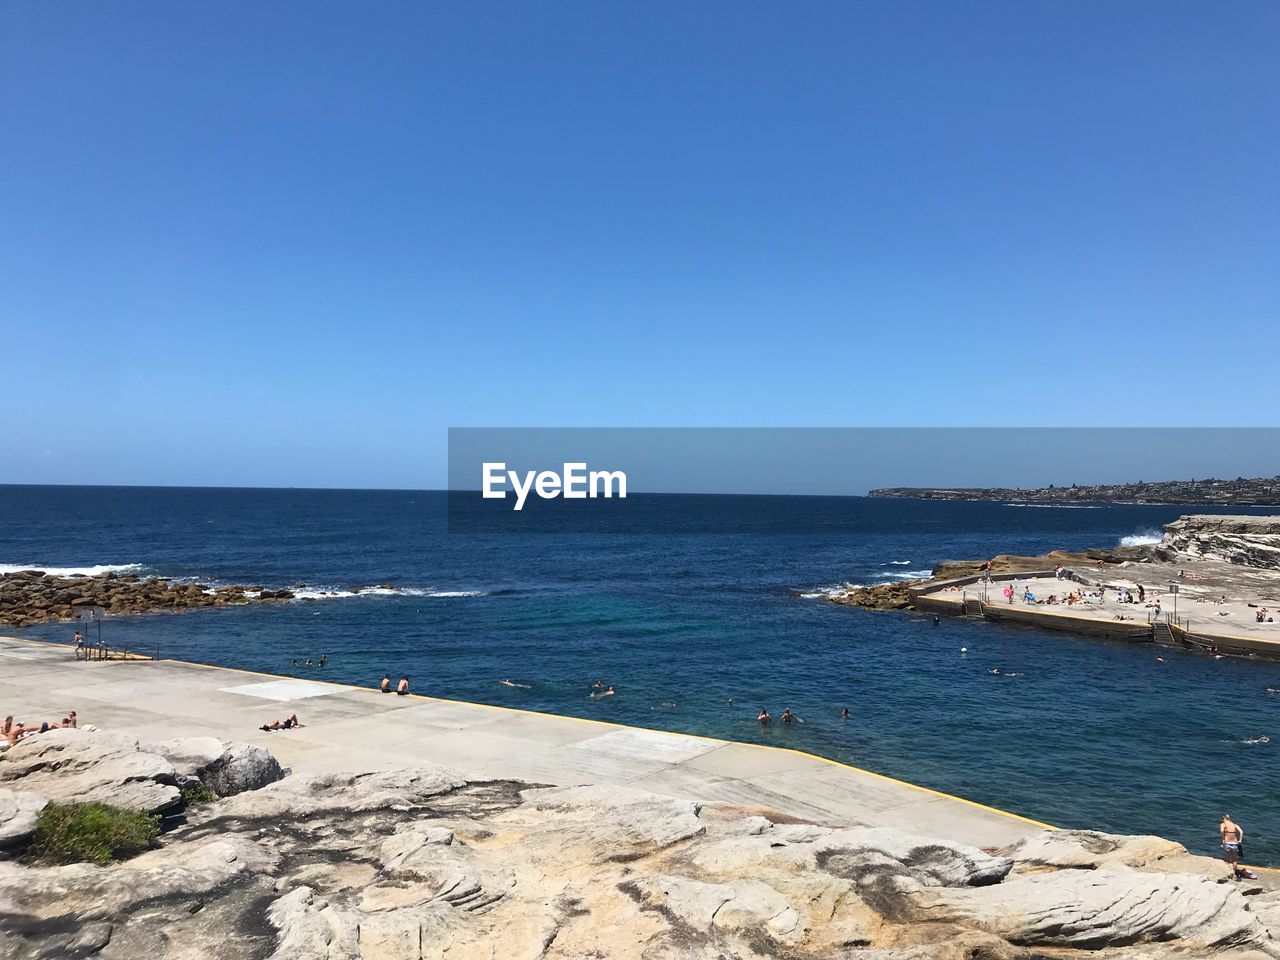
<box><xmin>1119</xmin><ymin>530</ymin><xmax>1164</xmax><ymax>547</ymax></box>
<box><xmin>874</xmin><ymin>569</ymin><xmax>933</xmax><ymax>580</ymax></box>
<box><xmin>887</xmin><ymin>560</ymin><xmax>912</xmax><ymax>565</ymax></box>
<box><xmin>1009</xmin><ymin>504</ymin><xmax>1103</xmax><ymax>510</ymax></box>
<box><xmin>0</xmin><ymin>562</ymin><xmax>145</xmax><ymax>577</ymax></box>
<box><xmin>290</xmin><ymin>586</ymin><xmax>486</xmax><ymax>601</ymax></box>
<box><xmin>799</xmin><ymin>582</ymin><xmax>869</xmax><ymax>600</ymax></box>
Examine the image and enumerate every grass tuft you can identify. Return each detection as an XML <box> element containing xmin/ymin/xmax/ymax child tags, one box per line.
<box><xmin>32</xmin><ymin>802</ymin><xmax>160</xmax><ymax>864</ymax></box>
<box><xmin>180</xmin><ymin>782</ymin><xmax>218</xmax><ymax>805</ymax></box>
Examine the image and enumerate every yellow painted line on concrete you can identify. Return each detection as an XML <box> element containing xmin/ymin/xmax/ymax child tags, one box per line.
<box><xmin>147</xmin><ymin>651</ymin><xmax>1054</xmax><ymax>830</ymax></box>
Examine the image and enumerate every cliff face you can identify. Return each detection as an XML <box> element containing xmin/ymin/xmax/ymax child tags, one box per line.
<box><xmin>1157</xmin><ymin>515</ymin><xmax>1280</xmax><ymax>569</ymax></box>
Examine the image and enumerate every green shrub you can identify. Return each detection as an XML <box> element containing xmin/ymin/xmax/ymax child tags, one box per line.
<box><xmin>32</xmin><ymin>802</ymin><xmax>160</xmax><ymax>864</ymax></box>
<box><xmin>180</xmin><ymin>782</ymin><xmax>218</xmax><ymax>805</ymax></box>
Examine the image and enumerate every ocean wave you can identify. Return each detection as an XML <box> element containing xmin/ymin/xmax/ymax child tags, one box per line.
<box><xmin>1119</xmin><ymin>530</ymin><xmax>1164</xmax><ymax>547</ymax></box>
<box><xmin>1007</xmin><ymin>504</ymin><xmax>1104</xmax><ymax>510</ymax></box>
<box><xmin>291</xmin><ymin>586</ymin><xmax>487</xmax><ymax>601</ymax></box>
<box><xmin>887</xmin><ymin>560</ymin><xmax>912</xmax><ymax>565</ymax></box>
<box><xmin>874</xmin><ymin>569</ymin><xmax>932</xmax><ymax>580</ymax></box>
<box><xmin>798</xmin><ymin>582</ymin><xmax>869</xmax><ymax>600</ymax></box>
<box><xmin>0</xmin><ymin>562</ymin><xmax>146</xmax><ymax>577</ymax></box>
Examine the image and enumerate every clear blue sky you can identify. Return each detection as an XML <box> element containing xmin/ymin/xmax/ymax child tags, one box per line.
<box><xmin>2</xmin><ymin>2</ymin><xmax>1277</xmax><ymax>488</ymax></box>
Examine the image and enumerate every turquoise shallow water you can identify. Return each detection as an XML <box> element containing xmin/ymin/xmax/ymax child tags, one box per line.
<box><xmin>4</xmin><ymin>485</ymin><xmax>1280</xmax><ymax>863</ymax></box>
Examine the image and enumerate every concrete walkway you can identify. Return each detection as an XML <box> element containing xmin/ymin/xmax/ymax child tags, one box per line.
<box><xmin>0</xmin><ymin>636</ymin><xmax>1045</xmax><ymax>849</ymax></box>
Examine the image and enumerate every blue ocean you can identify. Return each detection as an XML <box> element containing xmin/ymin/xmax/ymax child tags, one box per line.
<box><xmin>4</xmin><ymin>485</ymin><xmax>1279</xmax><ymax>863</ymax></box>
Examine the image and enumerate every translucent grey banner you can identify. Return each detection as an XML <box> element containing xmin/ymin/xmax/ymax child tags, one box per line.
<box><xmin>447</xmin><ymin>427</ymin><xmax>1280</xmax><ymax>533</ymax></box>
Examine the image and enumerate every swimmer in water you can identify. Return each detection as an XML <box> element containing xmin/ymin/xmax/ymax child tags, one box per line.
<box><xmin>498</xmin><ymin>679</ymin><xmax>531</xmax><ymax>689</ymax></box>
<box><xmin>660</xmin><ymin>699</ymin><xmax>678</xmax><ymax>709</ymax></box>
<box><xmin>841</xmin><ymin>707</ymin><xmax>849</xmax><ymax>720</ymax></box>
<box><xmin>591</xmin><ymin>679</ymin><xmax>605</xmax><ymax>690</ymax></box>
<box><xmin>590</xmin><ymin>685</ymin><xmax>616</xmax><ymax>699</ymax></box>
<box><xmin>932</xmin><ymin>616</ymin><xmax>940</xmax><ymax>627</ymax></box>
<box><xmin>781</xmin><ymin>708</ymin><xmax>795</xmax><ymax>723</ymax></box>
<box><xmin>757</xmin><ymin>708</ymin><xmax>771</xmax><ymax>725</ymax></box>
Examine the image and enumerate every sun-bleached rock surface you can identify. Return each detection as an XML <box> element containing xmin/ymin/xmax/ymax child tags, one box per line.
<box><xmin>1001</xmin><ymin>827</ymin><xmax>1190</xmax><ymax>871</ymax></box>
<box><xmin>0</xmin><ymin>730</ymin><xmax>182</xmax><ymax>815</ymax></box>
<box><xmin>1</xmin><ymin>731</ymin><xmax>1278</xmax><ymax>960</ymax></box>
<box><xmin>144</xmin><ymin>736</ymin><xmax>285</xmax><ymax>796</ymax></box>
<box><xmin>0</xmin><ymin>730</ymin><xmax>287</xmax><ymax>850</ymax></box>
<box><xmin>1157</xmin><ymin>515</ymin><xmax>1280</xmax><ymax>569</ymax></box>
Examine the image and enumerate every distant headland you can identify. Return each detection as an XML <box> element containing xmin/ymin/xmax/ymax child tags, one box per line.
<box><xmin>869</xmin><ymin>475</ymin><xmax>1280</xmax><ymax>506</ymax></box>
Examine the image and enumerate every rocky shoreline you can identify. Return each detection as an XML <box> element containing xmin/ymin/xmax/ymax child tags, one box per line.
<box><xmin>870</xmin><ymin>474</ymin><xmax>1280</xmax><ymax>505</ymax></box>
<box><xmin>825</xmin><ymin>545</ymin><xmax>1150</xmax><ymax>611</ymax></box>
<box><xmin>0</xmin><ymin>570</ymin><xmax>300</xmax><ymax>628</ymax></box>
<box><xmin>3</xmin><ymin>728</ymin><xmax>1279</xmax><ymax>960</ymax></box>
<box><xmin>825</xmin><ymin>514</ymin><xmax>1280</xmax><ymax>614</ymax></box>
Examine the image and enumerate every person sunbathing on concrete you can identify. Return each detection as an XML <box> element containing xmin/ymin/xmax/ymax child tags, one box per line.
<box><xmin>380</xmin><ymin>674</ymin><xmax>391</xmax><ymax>693</ymax></box>
<box><xmin>396</xmin><ymin>676</ymin><xmax>410</xmax><ymax>696</ymax></box>
<box><xmin>260</xmin><ymin>714</ymin><xmax>303</xmax><ymax>731</ymax></box>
